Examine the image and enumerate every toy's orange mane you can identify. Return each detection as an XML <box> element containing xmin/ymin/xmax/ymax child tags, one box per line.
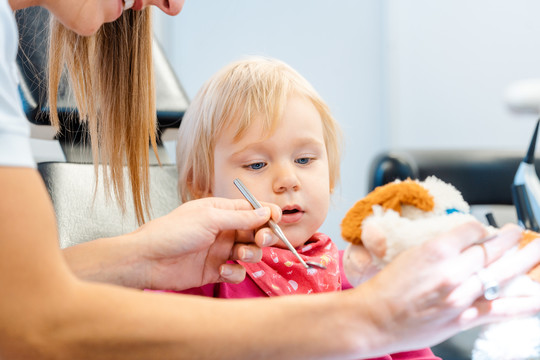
<box><xmin>341</xmin><ymin>180</ymin><xmax>434</xmax><ymax>245</ymax></box>
<box><xmin>340</xmin><ymin>178</ymin><xmax>540</xmax><ymax>281</ymax></box>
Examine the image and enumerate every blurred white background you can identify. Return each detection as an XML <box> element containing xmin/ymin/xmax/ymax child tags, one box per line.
<box><xmin>33</xmin><ymin>0</ymin><xmax>540</xmax><ymax>249</ymax></box>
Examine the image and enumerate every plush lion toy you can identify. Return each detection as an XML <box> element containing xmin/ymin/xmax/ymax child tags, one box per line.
<box><xmin>341</xmin><ymin>176</ymin><xmax>540</xmax><ymax>360</ymax></box>
<box><xmin>342</xmin><ymin>176</ymin><xmax>483</xmax><ymax>268</ymax></box>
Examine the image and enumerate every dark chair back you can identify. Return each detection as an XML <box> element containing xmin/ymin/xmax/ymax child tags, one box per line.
<box><xmin>368</xmin><ymin>149</ymin><xmax>540</xmax><ymax>205</ymax></box>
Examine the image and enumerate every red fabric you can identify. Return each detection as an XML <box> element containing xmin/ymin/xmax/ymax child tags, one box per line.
<box><xmin>179</xmin><ymin>240</ymin><xmax>440</xmax><ymax>360</ymax></box>
<box><xmin>238</xmin><ymin>233</ymin><xmax>340</xmax><ymax>296</ymax></box>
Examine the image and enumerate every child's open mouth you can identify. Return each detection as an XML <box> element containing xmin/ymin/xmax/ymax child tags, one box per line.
<box><xmin>281</xmin><ymin>207</ymin><xmax>304</xmax><ymax>224</ymax></box>
<box><xmin>283</xmin><ymin>209</ymin><xmax>300</xmax><ymax>215</ymax></box>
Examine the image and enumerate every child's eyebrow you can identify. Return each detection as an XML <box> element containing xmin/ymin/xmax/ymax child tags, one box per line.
<box><xmin>229</xmin><ymin>140</ymin><xmax>268</xmax><ymax>158</ymax></box>
<box><xmin>231</xmin><ymin>136</ymin><xmax>325</xmax><ymax>158</ymax></box>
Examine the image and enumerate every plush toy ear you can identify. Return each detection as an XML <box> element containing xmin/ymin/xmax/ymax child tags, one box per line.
<box><xmin>341</xmin><ymin>179</ymin><xmax>435</xmax><ymax>245</ymax></box>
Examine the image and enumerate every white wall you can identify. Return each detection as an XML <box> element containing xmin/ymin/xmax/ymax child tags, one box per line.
<box><xmin>385</xmin><ymin>0</ymin><xmax>540</xmax><ymax>149</ymax></box>
<box><xmin>154</xmin><ymin>0</ymin><xmax>385</xmax><ymax>249</ymax></box>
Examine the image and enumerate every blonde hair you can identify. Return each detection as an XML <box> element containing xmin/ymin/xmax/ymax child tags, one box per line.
<box><xmin>176</xmin><ymin>56</ymin><xmax>342</xmax><ymax>202</ymax></box>
<box><xmin>48</xmin><ymin>9</ymin><xmax>158</xmax><ymax>225</ymax></box>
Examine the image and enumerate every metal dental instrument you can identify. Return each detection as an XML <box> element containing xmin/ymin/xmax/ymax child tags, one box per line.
<box><xmin>233</xmin><ymin>178</ymin><xmax>327</xmax><ymax>270</ymax></box>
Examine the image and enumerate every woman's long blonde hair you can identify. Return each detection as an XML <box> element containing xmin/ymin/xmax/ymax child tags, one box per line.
<box><xmin>48</xmin><ymin>9</ymin><xmax>157</xmax><ymax>225</ymax></box>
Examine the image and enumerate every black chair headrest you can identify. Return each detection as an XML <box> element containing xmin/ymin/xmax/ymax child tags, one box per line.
<box><xmin>368</xmin><ymin>149</ymin><xmax>540</xmax><ymax>205</ymax></box>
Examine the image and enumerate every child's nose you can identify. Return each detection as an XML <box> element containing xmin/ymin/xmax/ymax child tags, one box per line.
<box><xmin>272</xmin><ymin>165</ymin><xmax>300</xmax><ymax>193</ymax></box>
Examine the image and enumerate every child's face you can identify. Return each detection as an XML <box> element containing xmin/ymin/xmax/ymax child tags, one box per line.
<box><xmin>213</xmin><ymin>95</ymin><xmax>331</xmax><ymax>249</ymax></box>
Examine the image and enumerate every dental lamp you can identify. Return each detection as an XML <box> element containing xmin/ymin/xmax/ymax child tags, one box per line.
<box><xmin>506</xmin><ymin>79</ymin><xmax>540</xmax><ymax>231</ymax></box>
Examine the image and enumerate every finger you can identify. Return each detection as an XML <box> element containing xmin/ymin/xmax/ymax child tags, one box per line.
<box><xmin>477</xmin><ymin>225</ymin><xmax>522</xmax><ymax>266</ymax></box>
<box><xmin>212</xmin><ymin>206</ymin><xmax>273</xmax><ymax>232</ymax></box>
<box><xmin>459</xmin><ymin>294</ymin><xmax>540</xmax><ymax>328</ymax></box>
<box><xmin>234</xmin><ymin>226</ymin><xmax>279</xmax><ymax>246</ymax></box>
<box><xmin>449</xmin><ymin>235</ymin><xmax>540</xmax><ymax>305</ymax></box>
<box><xmin>486</xmin><ymin>236</ymin><xmax>540</xmax><ymax>285</ymax></box>
<box><xmin>528</xmin><ymin>263</ymin><xmax>540</xmax><ymax>282</ymax></box>
<box><xmin>208</xmin><ymin>198</ymin><xmax>282</xmax><ymax>222</ymax></box>
<box><xmin>218</xmin><ymin>263</ymin><xmax>247</xmax><ymax>284</ymax></box>
<box><xmin>232</xmin><ymin>219</ymin><xmax>281</xmax><ymax>246</ymax></box>
<box><xmin>344</xmin><ymin>244</ymin><xmax>374</xmax><ymax>273</ymax></box>
<box><xmin>230</xmin><ymin>244</ymin><xmax>263</xmax><ymax>263</ymax></box>
<box><xmin>254</xmin><ymin>227</ymin><xmax>279</xmax><ymax>248</ymax></box>
<box><xmin>426</xmin><ymin>221</ymin><xmax>488</xmax><ymax>257</ymax></box>
<box><xmin>259</xmin><ymin>201</ymin><xmax>282</xmax><ymax>223</ymax></box>
<box><xmin>362</xmin><ymin>222</ymin><xmax>388</xmax><ymax>259</ymax></box>
<box><xmin>343</xmin><ymin>244</ymin><xmax>379</xmax><ymax>287</ymax></box>
<box><xmin>454</xmin><ymin>224</ymin><xmax>522</xmax><ymax>282</ymax></box>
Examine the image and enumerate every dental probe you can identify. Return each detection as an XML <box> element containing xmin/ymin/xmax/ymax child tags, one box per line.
<box><xmin>233</xmin><ymin>178</ymin><xmax>327</xmax><ymax>270</ymax></box>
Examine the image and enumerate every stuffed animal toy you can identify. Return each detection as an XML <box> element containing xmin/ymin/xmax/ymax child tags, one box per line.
<box><xmin>341</xmin><ymin>176</ymin><xmax>540</xmax><ymax>360</ymax></box>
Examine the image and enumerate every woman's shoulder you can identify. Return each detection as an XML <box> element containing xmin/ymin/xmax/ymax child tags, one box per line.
<box><xmin>0</xmin><ymin>4</ymin><xmax>35</xmax><ymax>169</ymax></box>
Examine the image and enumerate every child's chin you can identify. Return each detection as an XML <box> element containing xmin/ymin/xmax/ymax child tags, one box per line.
<box><xmin>273</xmin><ymin>234</ymin><xmax>309</xmax><ymax>250</ymax></box>
<box><xmin>273</xmin><ymin>241</ymin><xmax>304</xmax><ymax>250</ymax></box>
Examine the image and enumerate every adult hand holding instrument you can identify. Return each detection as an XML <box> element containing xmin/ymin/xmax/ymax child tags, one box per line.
<box><xmin>233</xmin><ymin>178</ymin><xmax>327</xmax><ymax>270</ymax></box>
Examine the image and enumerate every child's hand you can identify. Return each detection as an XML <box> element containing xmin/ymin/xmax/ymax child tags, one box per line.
<box><xmin>360</xmin><ymin>221</ymin><xmax>389</xmax><ymax>259</ymax></box>
<box><xmin>342</xmin><ymin>221</ymin><xmax>390</xmax><ymax>287</ymax></box>
<box><xmin>343</xmin><ymin>242</ymin><xmax>380</xmax><ymax>287</ymax></box>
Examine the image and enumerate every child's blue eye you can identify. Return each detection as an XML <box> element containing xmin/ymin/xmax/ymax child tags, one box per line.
<box><xmin>246</xmin><ymin>162</ymin><xmax>266</xmax><ymax>170</ymax></box>
<box><xmin>295</xmin><ymin>157</ymin><xmax>311</xmax><ymax>165</ymax></box>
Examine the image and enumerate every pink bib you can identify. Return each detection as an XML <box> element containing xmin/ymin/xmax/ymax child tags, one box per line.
<box><xmin>239</xmin><ymin>233</ymin><xmax>341</xmax><ymax>296</ymax></box>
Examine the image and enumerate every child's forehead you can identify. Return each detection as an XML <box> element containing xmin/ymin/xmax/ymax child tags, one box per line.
<box><xmin>216</xmin><ymin>92</ymin><xmax>323</xmax><ymax>146</ymax></box>
<box><xmin>230</xmin><ymin>113</ymin><xmax>280</xmax><ymax>143</ymax></box>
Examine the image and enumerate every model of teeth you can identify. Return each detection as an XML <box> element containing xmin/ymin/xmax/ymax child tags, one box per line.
<box><xmin>123</xmin><ymin>0</ymin><xmax>134</xmax><ymax>10</ymax></box>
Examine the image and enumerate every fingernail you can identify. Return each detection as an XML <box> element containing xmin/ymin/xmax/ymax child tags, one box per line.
<box><xmin>241</xmin><ymin>247</ymin><xmax>254</xmax><ymax>260</ymax></box>
<box><xmin>220</xmin><ymin>265</ymin><xmax>233</xmax><ymax>277</ymax></box>
<box><xmin>255</xmin><ymin>207</ymin><xmax>270</xmax><ymax>217</ymax></box>
<box><xmin>262</xmin><ymin>232</ymin><xmax>273</xmax><ymax>247</ymax></box>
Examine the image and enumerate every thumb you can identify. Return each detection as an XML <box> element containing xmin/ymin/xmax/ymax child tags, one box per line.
<box><xmin>362</xmin><ymin>222</ymin><xmax>388</xmax><ymax>259</ymax></box>
<box><xmin>343</xmin><ymin>244</ymin><xmax>377</xmax><ymax>287</ymax></box>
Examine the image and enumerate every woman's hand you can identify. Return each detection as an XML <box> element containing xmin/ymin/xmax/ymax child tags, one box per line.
<box><xmin>343</xmin><ymin>244</ymin><xmax>380</xmax><ymax>287</ymax></box>
<box><xmin>349</xmin><ymin>221</ymin><xmax>540</xmax><ymax>354</ymax></box>
<box><xmin>342</xmin><ymin>222</ymin><xmax>390</xmax><ymax>286</ymax></box>
<box><xmin>135</xmin><ymin>197</ymin><xmax>281</xmax><ymax>291</ymax></box>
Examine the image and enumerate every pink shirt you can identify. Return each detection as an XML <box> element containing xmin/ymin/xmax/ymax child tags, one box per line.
<box><xmin>180</xmin><ymin>234</ymin><xmax>440</xmax><ymax>360</ymax></box>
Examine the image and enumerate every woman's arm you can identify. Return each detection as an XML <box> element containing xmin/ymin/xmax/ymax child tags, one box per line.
<box><xmin>4</xmin><ymin>168</ymin><xmax>540</xmax><ymax>359</ymax></box>
<box><xmin>62</xmin><ymin>196</ymin><xmax>282</xmax><ymax>290</ymax></box>
<box><xmin>0</xmin><ymin>168</ymin><xmax>378</xmax><ymax>359</ymax></box>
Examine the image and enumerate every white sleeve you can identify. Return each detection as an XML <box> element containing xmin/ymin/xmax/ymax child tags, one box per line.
<box><xmin>0</xmin><ymin>1</ymin><xmax>35</xmax><ymax>168</ymax></box>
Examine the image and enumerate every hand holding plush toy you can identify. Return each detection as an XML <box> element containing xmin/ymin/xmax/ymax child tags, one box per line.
<box><xmin>342</xmin><ymin>176</ymin><xmax>480</xmax><ymax>272</ymax></box>
<box><xmin>340</xmin><ymin>176</ymin><xmax>540</xmax><ymax>360</ymax></box>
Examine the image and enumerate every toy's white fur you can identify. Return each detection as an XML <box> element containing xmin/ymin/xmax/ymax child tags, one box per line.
<box><xmin>362</xmin><ymin>176</ymin><xmax>478</xmax><ymax>267</ymax></box>
<box><xmin>365</xmin><ymin>206</ymin><xmax>478</xmax><ymax>267</ymax></box>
